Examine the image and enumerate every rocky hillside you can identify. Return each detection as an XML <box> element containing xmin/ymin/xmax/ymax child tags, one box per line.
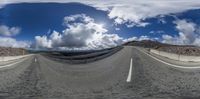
<box><xmin>156</xmin><ymin>46</ymin><xmax>200</xmax><ymax>56</ymax></box>
<box><xmin>124</xmin><ymin>40</ymin><xmax>168</xmax><ymax>48</ymax></box>
<box><xmin>0</xmin><ymin>47</ymin><xmax>27</xmax><ymax>56</ymax></box>
<box><xmin>124</xmin><ymin>40</ymin><xmax>200</xmax><ymax>56</ymax></box>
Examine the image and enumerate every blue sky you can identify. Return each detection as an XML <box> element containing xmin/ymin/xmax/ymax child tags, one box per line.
<box><xmin>0</xmin><ymin>1</ymin><xmax>200</xmax><ymax>50</ymax></box>
<box><xmin>1</xmin><ymin>3</ymin><xmax>110</xmax><ymax>41</ymax></box>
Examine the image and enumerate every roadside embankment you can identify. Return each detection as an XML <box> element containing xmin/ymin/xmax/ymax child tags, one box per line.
<box><xmin>150</xmin><ymin>49</ymin><xmax>200</xmax><ymax>62</ymax></box>
<box><xmin>0</xmin><ymin>47</ymin><xmax>28</xmax><ymax>56</ymax></box>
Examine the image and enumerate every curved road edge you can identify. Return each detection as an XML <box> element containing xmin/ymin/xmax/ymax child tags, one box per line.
<box><xmin>134</xmin><ymin>47</ymin><xmax>200</xmax><ymax>69</ymax></box>
<box><xmin>0</xmin><ymin>54</ymin><xmax>34</xmax><ymax>69</ymax></box>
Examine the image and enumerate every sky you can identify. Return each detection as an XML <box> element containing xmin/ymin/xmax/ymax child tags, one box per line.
<box><xmin>0</xmin><ymin>0</ymin><xmax>200</xmax><ymax>50</ymax></box>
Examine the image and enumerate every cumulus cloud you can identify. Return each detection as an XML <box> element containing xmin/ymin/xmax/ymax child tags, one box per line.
<box><xmin>0</xmin><ymin>25</ymin><xmax>29</xmax><ymax>48</ymax></box>
<box><xmin>106</xmin><ymin>0</ymin><xmax>200</xmax><ymax>27</ymax></box>
<box><xmin>63</xmin><ymin>14</ymin><xmax>94</xmax><ymax>26</ymax></box>
<box><xmin>0</xmin><ymin>36</ymin><xmax>30</xmax><ymax>48</ymax></box>
<box><xmin>35</xmin><ymin>35</ymin><xmax>52</xmax><ymax>48</ymax></box>
<box><xmin>35</xmin><ymin>14</ymin><xmax>123</xmax><ymax>50</ymax></box>
<box><xmin>0</xmin><ymin>25</ymin><xmax>21</xmax><ymax>36</ymax></box>
<box><xmin>162</xmin><ymin>19</ymin><xmax>200</xmax><ymax>46</ymax></box>
<box><xmin>1</xmin><ymin>0</ymin><xmax>200</xmax><ymax>27</ymax></box>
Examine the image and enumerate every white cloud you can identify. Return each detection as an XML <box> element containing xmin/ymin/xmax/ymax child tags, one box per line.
<box><xmin>162</xmin><ymin>19</ymin><xmax>200</xmax><ymax>46</ymax></box>
<box><xmin>150</xmin><ymin>30</ymin><xmax>165</xmax><ymax>35</ymax></box>
<box><xmin>162</xmin><ymin>34</ymin><xmax>177</xmax><ymax>45</ymax></box>
<box><xmin>115</xmin><ymin>28</ymin><xmax>120</xmax><ymax>31</ymax></box>
<box><xmin>174</xmin><ymin>19</ymin><xmax>196</xmax><ymax>44</ymax></box>
<box><xmin>63</xmin><ymin>14</ymin><xmax>94</xmax><ymax>26</ymax></box>
<box><xmin>107</xmin><ymin>0</ymin><xmax>200</xmax><ymax>27</ymax></box>
<box><xmin>1</xmin><ymin>0</ymin><xmax>200</xmax><ymax>27</ymax></box>
<box><xmin>0</xmin><ymin>36</ymin><xmax>30</xmax><ymax>48</ymax></box>
<box><xmin>138</xmin><ymin>36</ymin><xmax>151</xmax><ymax>41</ymax></box>
<box><xmin>35</xmin><ymin>14</ymin><xmax>123</xmax><ymax>50</ymax></box>
<box><xmin>123</xmin><ymin>35</ymin><xmax>158</xmax><ymax>43</ymax></box>
<box><xmin>0</xmin><ymin>25</ymin><xmax>21</xmax><ymax>36</ymax></box>
<box><xmin>35</xmin><ymin>35</ymin><xmax>52</xmax><ymax>48</ymax></box>
<box><xmin>123</xmin><ymin>37</ymin><xmax>138</xmax><ymax>43</ymax></box>
<box><xmin>126</xmin><ymin>22</ymin><xmax>150</xmax><ymax>28</ymax></box>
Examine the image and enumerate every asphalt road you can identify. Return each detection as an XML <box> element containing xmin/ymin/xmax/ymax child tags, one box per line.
<box><xmin>1</xmin><ymin>46</ymin><xmax>200</xmax><ymax>99</ymax></box>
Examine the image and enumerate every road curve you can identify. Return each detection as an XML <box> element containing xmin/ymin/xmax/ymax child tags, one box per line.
<box><xmin>0</xmin><ymin>46</ymin><xmax>200</xmax><ymax>99</ymax></box>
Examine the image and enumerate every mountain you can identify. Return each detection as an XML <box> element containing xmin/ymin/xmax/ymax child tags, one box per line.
<box><xmin>124</xmin><ymin>40</ymin><xmax>168</xmax><ymax>48</ymax></box>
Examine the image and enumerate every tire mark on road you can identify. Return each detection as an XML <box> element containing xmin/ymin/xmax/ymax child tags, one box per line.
<box><xmin>3</xmin><ymin>57</ymin><xmax>49</xmax><ymax>98</ymax></box>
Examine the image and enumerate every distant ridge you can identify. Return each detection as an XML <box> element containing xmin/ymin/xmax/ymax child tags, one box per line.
<box><xmin>124</xmin><ymin>40</ymin><xmax>170</xmax><ymax>48</ymax></box>
<box><xmin>124</xmin><ymin>40</ymin><xmax>197</xmax><ymax>48</ymax></box>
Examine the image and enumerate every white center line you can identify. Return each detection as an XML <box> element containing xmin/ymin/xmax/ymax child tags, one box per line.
<box><xmin>126</xmin><ymin>58</ymin><xmax>133</xmax><ymax>82</ymax></box>
<box><xmin>35</xmin><ymin>58</ymin><xmax>37</xmax><ymax>62</ymax></box>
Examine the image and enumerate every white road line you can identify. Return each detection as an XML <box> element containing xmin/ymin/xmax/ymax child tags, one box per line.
<box><xmin>126</xmin><ymin>58</ymin><xmax>133</xmax><ymax>82</ymax></box>
<box><xmin>35</xmin><ymin>58</ymin><xmax>37</xmax><ymax>62</ymax></box>
<box><xmin>137</xmin><ymin>48</ymin><xmax>200</xmax><ymax>69</ymax></box>
<box><xmin>0</xmin><ymin>57</ymin><xmax>27</xmax><ymax>69</ymax></box>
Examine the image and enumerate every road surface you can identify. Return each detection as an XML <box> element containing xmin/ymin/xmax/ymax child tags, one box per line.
<box><xmin>1</xmin><ymin>46</ymin><xmax>200</xmax><ymax>99</ymax></box>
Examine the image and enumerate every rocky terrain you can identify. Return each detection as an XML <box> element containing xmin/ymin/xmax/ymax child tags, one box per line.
<box><xmin>156</xmin><ymin>46</ymin><xmax>200</xmax><ymax>56</ymax></box>
<box><xmin>0</xmin><ymin>47</ymin><xmax>27</xmax><ymax>56</ymax></box>
<box><xmin>125</xmin><ymin>40</ymin><xmax>200</xmax><ymax>56</ymax></box>
<box><xmin>124</xmin><ymin>40</ymin><xmax>166</xmax><ymax>48</ymax></box>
